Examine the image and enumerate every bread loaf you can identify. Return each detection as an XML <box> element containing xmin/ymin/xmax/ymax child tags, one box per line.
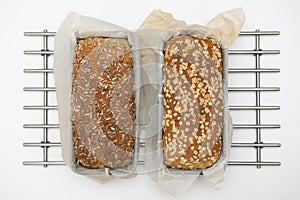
<box><xmin>72</xmin><ymin>38</ymin><xmax>136</xmax><ymax>169</ymax></box>
<box><xmin>163</xmin><ymin>35</ymin><xmax>223</xmax><ymax>169</ymax></box>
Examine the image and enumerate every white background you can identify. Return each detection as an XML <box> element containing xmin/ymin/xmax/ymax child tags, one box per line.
<box><xmin>1</xmin><ymin>0</ymin><xmax>299</xmax><ymax>199</ymax></box>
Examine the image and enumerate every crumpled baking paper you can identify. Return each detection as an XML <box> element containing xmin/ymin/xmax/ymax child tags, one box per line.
<box><xmin>137</xmin><ymin>8</ymin><xmax>244</xmax><ymax>195</ymax></box>
<box><xmin>54</xmin><ymin>12</ymin><xmax>140</xmax><ymax>183</ymax></box>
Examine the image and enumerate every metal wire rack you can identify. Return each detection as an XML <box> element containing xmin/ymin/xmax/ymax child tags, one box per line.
<box><xmin>23</xmin><ymin>29</ymin><xmax>281</xmax><ymax>168</ymax></box>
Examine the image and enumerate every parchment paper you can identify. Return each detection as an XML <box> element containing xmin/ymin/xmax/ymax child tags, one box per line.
<box><xmin>54</xmin><ymin>12</ymin><xmax>140</xmax><ymax>182</ymax></box>
<box><xmin>137</xmin><ymin>8</ymin><xmax>245</xmax><ymax>195</ymax></box>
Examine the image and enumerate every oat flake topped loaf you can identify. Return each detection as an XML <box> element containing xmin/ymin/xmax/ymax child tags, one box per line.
<box><xmin>72</xmin><ymin>38</ymin><xmax>136</xmax><ymax>169</ymax></box>
<box><xmin>163</xmin><ymin>35</ymin><xmax>223</xmax><ymax>169</ymax></box>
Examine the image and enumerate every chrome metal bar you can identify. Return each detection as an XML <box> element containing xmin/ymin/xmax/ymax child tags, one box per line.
<box><xmin>228</xmin><ymin>87</ymin><xmax>280</xmax><ymax>92</ymax></box>
<box><xmin>23</xmin><ymin>161</ymin><xmax>65</xmax><ymax>166</ymax></box>
<box><xmin>231</xmin><ymin>143</ymin><xmax>281</xmax><ymax>148</ymax></box>
<box><xmin>23</xmin><ymin>31</ymin><xmax>280</xmax><ymax>37</ymax></box>
<box><xmin>24</xmin><ymin>69</ymin><xmax>53</xmax><ymax>73</ymax></box>
<box><xmin>24</xmin><ymin>50</ymin><xmax>54</xmax><ymax>55</ymax></box>
<box><xmin>239</xmin><ymin>31</ymin><xmax>280</xmax><ymax>36</ymax></box>
<box><xmin>137</xmin><ymin>142</ymin><xmax>281</xmax><ymax>148</ymax></box>
<box><xmin>228</xmin><ymin>161</ymin><xmax>281</xmax><ymax>166</ymax></box>
<box><xmin>24</xmin><ymin>50</ymin><xmax>280</xmax><ymax>56</ymax></box>
<box><xmin>233</xmin><ymin>124</ymin><xmax>280</xmax><ymax>129</ymax></box>
<box><xmin>43</xmin><ymin>29</ymin><xmax>49</xmax><ymax>168</ymax></box>
<box><xmin>23</xmin><ymin>142</ymin><xmax>61</xmax><ymax>147</ymax></box>
<box><xmin>23</xmin><ymin>124</ymin><xmax>59</xmax><ymax>128</ymax></box>
<box><xmin>228</xmin><ymin>68</ymin><xmax>280</xmax><ymax>73</ymax></box>
<box><xmin>229</xmin><ymin>105</ymin><xmax>280</xmax><ymax>110</ymax></box>
<box><xmin>24</xmin><ymin>105</ymin><xmax>57</xmax><ymax>110</ymax></box>
<box><xmin>228</xmin><ymin>50</ymin><xmax>280</xmax><ymax>55</ymax></box>
<box><xmin>24</xmin><ymin>31</ymin><xmax>279</xmax><ymax>37</ymax></box>
<box><xmin>255</xmin><ymin>29</ymin><xmax>262</xmax><ymax>168</ymax></box>
<box><xmin>139</xmin><ymin>142</ymin><xmax>146</xmax><ymax>147</ymax></box>
<box><xmin>23</xmin><ymin>87</ymin><xmax>56</xmax><ymax>92</ymax></box>
<box><xmin>24</xmin><ymin>32</ymin><xmax>56</xmax><ymax>36</ymax></box>
<box><xmin>138</xmin><ymin>160</ymin><xmax>145</xmax><ymax>165</ymax></box>
<box><xmin>138</xmin><ymin>160</ymin><xmax>281</xmax><ymax>166</ymax></box>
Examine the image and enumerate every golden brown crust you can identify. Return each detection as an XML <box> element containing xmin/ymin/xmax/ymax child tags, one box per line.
<box><xmin>72</xmin><ymin>38</ymin><xmax>135</xmax><ymax>169</ymax></box>
<box><xmin>163</xmin><ymin>35</ymin><xmax>223</xmax><ymax>169</ymax></box>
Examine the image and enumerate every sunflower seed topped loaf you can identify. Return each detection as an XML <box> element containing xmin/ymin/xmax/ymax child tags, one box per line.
<box><xmin>72</xmin><ymin>38</ymin><xmax>136</xmax><ymax>169</ymax></box>
<box><xmin>163</xmin><ymin>35</ymin><xmax>223</xmax><ymax>169</ymax></box>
